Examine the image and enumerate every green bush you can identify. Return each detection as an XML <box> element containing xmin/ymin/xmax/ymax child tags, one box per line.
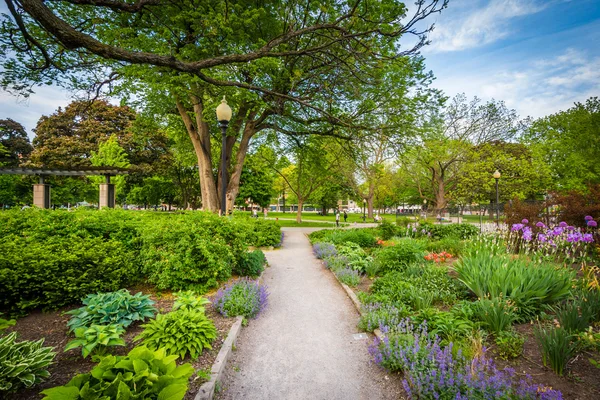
<box><xmin>495</xmin><ymin>330</ymin><xmax>524</xmax><ymax>360</ymax></box>
<box><xmin>41</xmin><ymin>346</ymin><xmax>194</xmax><ymax>400</ymax></box>
<box><xmin>173</xmin><ymin>290</ymin><xmax>211</xmax><ymax>312</ymax></box>
<box><xmin>379</xmin><ymin>219</ymin><xmax>398</xmax><ymax>240</ymax></box>
<box><xmin>308</xmin><ymin>228</ymin><xmax>378</xmax><ymax>248</ymax></box>
<box><xmin>372</xmin><ymin>238</ymin><xmax>426</xmax><ymax>274</ymax></box>
<box><xmin>234</xmin><ymin>250</ymin><xmax>266</xmax><ymax>277</ymax></box>
<box><xmin>0</xmin><ymin>313</ymin><xmax>15</xmax><ymax>332</ymax></box>
<box><xmin>535</xmin><ymin>326</ymin><xmax>575</xmax><ymax>376</ymax></box>
<box><xmin>412</xmin><ymin>308</ymin><xmax>475</xmax><ymax>343</ymax></box>
<box><xmin>248</xmin><ymin>218</ymin><xmax>281</xmax><ymax>247</ymax></box>
<box><xmin>66</xmin><ymin>289</ymin><xmax>156</xmax><ymax>331</ymax></box>
<box><xmin>454</xmin><ymin>250</ymin><xmax>575</xmax><ymax>321</ymax></box>
<box><xmin>336</xmin><ymin>243</ymin><xmax>373</xmax><ymax>273</ymax></box>
<box><xmin>420</xmin><ymin>223</ymin><xmax>479</xmax><ymax>240</ymax></box>
<box><xmin>0</xmin><ymin>332</ymin><xmax>56</xmax><ymax>393</ymax></box>
<box><xmin>425</xmin><ymin>237</ymin><xmax>465</xmax><ymax>256</ymax></box>
<box><xmin>64</xmin><ymin>324</ymin><xmax>126</xmax><ymax>359</ymax></box>
<box><xmin>135</xmin><ymin>309</ymin><xmax>217</xmax><ymax>360</ymax></box>
<box><xmin>0</xmin><ymin>236</ymin><xmax>139</xmax><ymax>314</ymax></box>
<box><xmin>475</xmin><ymin>296</ymin><xmax>518</xmax><ymax>334</ymax></box>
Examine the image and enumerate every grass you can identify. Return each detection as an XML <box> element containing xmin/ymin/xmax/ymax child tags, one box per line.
<box><xmin>238</xmin><ymin>210</ymin><xmax>402</xmax><ymax>224</ymax></box>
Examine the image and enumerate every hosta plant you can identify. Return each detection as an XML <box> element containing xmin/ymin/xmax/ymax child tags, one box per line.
<box><xmin>0</xmin><ymin>332</ymin><xmax>56</xmax><ymax>393</ymax></box>
<box><xmin>41</xmin><ymin>346</ymin><xmax>194</xmax><ymax>400</ymax></box>
<box><xmin>135</xmin><ymin>309</ymin><xmax>217</xmax><ymax>360</ymax></box>
<box><xmin>173</xmin><ymin>290</ymin><xmax>211</xmax><ymax>312</ymax></box>
<box><xmin>64</xmin><ymin>324</ymin><xmax>126</xmax><ymax>359</ymax></box>
<box><xmin>0</xmin><ymin>313</ymin><xmax>15</xmax><ymax>332</ymax></box>
<box><xmin>66</xmin><ymin>289</ymin><xmax>157</xmax><ymax>331</ymax></box>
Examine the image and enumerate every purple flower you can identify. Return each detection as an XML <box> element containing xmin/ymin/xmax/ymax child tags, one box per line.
<box><xmin>535</xmin><ymin>221</ymin><xmax>546</xmax><ymax>228</ymax></box>
<box><xmin>583</xmin><ymin>233</ymin><xmax>594</xmax><ymax>243</ymax></box>
<box><xmin>511</xmin><ymin>223</ymin><xmax>524</xmax><ymax>232</ymax></box>
<box><xmin>538</xmin><ymin>233</ymin><xmax>547</xmax><ymax>242</ymax></box>
<box><xmin>213</xmin><ymin>278</ymin><xmax>269</xmax><ymax>319</ymax></box>
<box><xmin>521</xmin><ymin>219</ymin><xmax>529</xmax><ymax>224</ymax></box>
<box><xmin>585</xmin><ymin>215</ymin><xmax>594</xmax><ymax>221</ymax></box>
<box><xmin>522</xmin><ymin>229</ymin><xmax>533</xmax><ymax>241</ymax></box>
<box><xmin>587</xmin><ymin>220</ymin><xmax>598</xmax><ymax>228</ymax></box>
<box><xmin>552</xmin><ymin>227</ymin><xmax>564</xmax><ymax>236</ymax></box>
<box><xmin>559</xmin><ymin>221</ymin><xmax>568</xmax><ymax>228</ymax></box>
<box><xmin>567</xmin><ymin>225</ymin><xmax>575</xmax><ymax>231</ymax></box>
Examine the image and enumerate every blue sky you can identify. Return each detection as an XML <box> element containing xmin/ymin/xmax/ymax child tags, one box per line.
<box><xmin>1</xmin><ymin>0</ymin><xmax>599</xmax><ymax>137</ymax></box>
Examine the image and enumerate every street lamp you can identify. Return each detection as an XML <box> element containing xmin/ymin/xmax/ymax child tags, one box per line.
<box><xmin>423</xmin><ymin>199</ymin><xmax>427</xmax><ymax>218</ymax></box>
<box><xmin>493</xmin><ymin>170</ymin><xmax>501</xmax><ymax>227</ymax></box>
<box><xmin>216</xmin><ymin>96</ymin><xmax>232</xmax><ymax>217</ymax></box>
<box><xmin>363</xmin><ymin>199</ymin><xmax>366</xmax><ymax>222</ymax></box>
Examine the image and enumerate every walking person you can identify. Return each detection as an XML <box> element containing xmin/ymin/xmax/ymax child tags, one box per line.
<box><xmin>343</xmin><ymin>210</ymin><xmax>348</xmax><ymax>223</ymax></box>
<box><xmin>335</xmin><ymin>209</ymin><xmax>340</xmax><ymax>227</ymax></box>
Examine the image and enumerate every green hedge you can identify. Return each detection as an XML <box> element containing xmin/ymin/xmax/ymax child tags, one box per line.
<box><xmin>0</xmin><ymin>209</ymin><xmax>280</xmax><ymax>314</ymax></box>
<box><xmin>308</xmin><ymin>228</ymin><xmax>378</xmax><ymax>248</ymax></box>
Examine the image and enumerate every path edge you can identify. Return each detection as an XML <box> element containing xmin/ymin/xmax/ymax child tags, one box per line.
<box><xmin>194</xmin><ymin>315</ymin><xmax>244</xmax><ymax>400</ymax></box>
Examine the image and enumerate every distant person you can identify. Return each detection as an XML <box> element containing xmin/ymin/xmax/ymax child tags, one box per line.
<box><xmin>335</xmin><ymin>209</ymin><xmax>340</xmax><ymax>227</ymax></box>
<box><xmin>263</xmin><ymin>207</ymin><xmax>268</xmax><ymax>218</ymax></box>
<box><xmin>343</xmin><ymin>210</ymin><xmax>348</xmax><ymax>222</ymax></box>
<box><xmin>252</xmin><ymin>208</ymin><xmax>258</xmax><ymax>218</ymax></box>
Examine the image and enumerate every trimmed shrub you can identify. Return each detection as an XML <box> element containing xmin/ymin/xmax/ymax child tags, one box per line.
<box><xmin>234</xmin><ymin>250</ymin><xmax>266</xmax><ymax>278</ymax></box>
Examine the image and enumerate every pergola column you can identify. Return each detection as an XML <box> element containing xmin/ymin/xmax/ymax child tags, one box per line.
<box><xmin>99</xmin><ymin>174</ymin><xmax>115</xmax><ymax>208</ymax></box>
<box><xmin>33</xmin><ymin>175</ymin><xmax>51</xmax><ymax>209</ymax></box>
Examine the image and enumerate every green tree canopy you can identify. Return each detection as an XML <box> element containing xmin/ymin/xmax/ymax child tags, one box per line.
<box><xmin>0</xmin><ymin>118</ymin><xmax>32</xmax><ymax>166</ymax></box>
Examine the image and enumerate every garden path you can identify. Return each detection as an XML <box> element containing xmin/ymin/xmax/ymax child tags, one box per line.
<box><xmin>217</xmin><ymin>228</ymin><xmax>402</xmax><ymax>400</ymax></box>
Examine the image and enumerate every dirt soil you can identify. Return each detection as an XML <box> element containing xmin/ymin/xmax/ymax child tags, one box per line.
<box><xmin>7</xmin><ymin>287</ymin><xmax>235</xmax><ymax>400</ymax></box>
<box><xmin>350</xmin><ymin>275</ymin><xmax>600</xmax><ymax>400</ymax></box>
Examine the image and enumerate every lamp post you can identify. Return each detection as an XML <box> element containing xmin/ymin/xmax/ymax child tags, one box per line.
<box><xmin>423</xmin><ymin>199</ymin><xmax>427</xmax><ymax>219</ymax></box>
<box><xmin>363</xmin><ymin>199</ymin><xmax>366</xmax><ymax>222</ymax></box>
<box><xmin>216</xmin><ymin>96</ymin><xmax>232</xmax><ymax>217</ymax></box>
<box><xmin>493</xmin><ymin>170</ymin><xmax>501</xmax><ymax>228</ymax></box>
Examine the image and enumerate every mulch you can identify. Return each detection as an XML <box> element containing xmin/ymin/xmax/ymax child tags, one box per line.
<box><xmin>6</xmin><ymin>287</ymin><xmax>235</xmax><ymax>400</ymax></box>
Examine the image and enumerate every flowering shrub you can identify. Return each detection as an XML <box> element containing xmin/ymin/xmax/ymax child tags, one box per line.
<box><xmin>369</xmin><ymin>319</ymin><xmax>563</xmax><ymax>400</ymax></box>
<box><xmin>424</xmin><ymin>251</ymin><xmax>453</xmax><ymax>263</ymax></box>
<box><xmin>213</xmin><ymin>279</ymin><xmax>268</xmax><ymax>319</ymax></box>
<box><xmin>312</xmin><ymin>242</ymin><xmax>337</xmax><ymax>259</ymax></box>
<box><xmin>335</xmin><ymin>267</ymin><xmax>361</xmax><ymax>287</ymax></box>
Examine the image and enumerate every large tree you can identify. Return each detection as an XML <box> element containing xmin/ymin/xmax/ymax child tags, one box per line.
<box><xmin>0</xmin><ymin>119</ymin><xmax>32</xmax><ymax>166</ymax></box>
<box><xmin>526</xmin><ymin>97</ymin><xmax>600</xmax><ymax>192</ymax></box>
<box><xmin>1</xmin><ymin>0</ymin><xmax>448</xmax><ymax>212</ymax></box>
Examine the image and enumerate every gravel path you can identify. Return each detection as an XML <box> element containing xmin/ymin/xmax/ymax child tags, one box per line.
<box><xmin>217</xmin><ymin>228</ymin><xmax>403</xmax><ymax>400</ymax></box>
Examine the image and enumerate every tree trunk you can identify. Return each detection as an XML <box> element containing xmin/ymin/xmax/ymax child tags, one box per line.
<box><xmin>434</xmin><ymin>177</ymin><xmax>447</xmax><ymax>211</ymax></box>
<box><xmin>225</xmin><ymin>122</ymin><xmax>254</xmax><ymax>213</ymax></box>
<box><xmin>296</xmin><ymin>199</ymin><xmax>303</xmax><ymax>223</ymax></box>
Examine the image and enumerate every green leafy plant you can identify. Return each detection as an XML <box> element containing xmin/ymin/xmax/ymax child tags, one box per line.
<box><xmin>379</xmin><ymin>219</ymin><xmax>398</xmax><ymax>240</ymax></box>
<box><xmin>412</xmin><ymin>309</ymin><xmax>475</xmax><ymax>343</ymax></box>
<box><xmin>41</xmin><ymin>345</ymin><xmax>194</xmax><ymax>400</ymax></box>
<box><xmin>0</xmin><ymin>313</ymin><xmax>15</xmax><ymax>332</ymax></box>
<box><xmin>475</xmin><ymin>296</ymin><xmax>518</xmax><ymax>334</ymax></box>
<box><xmin>425</xmin><ymin>237</ymin><xmax>465</xmax><ymax>256</ymax></box>
<box><xmin>233</xmin><ymin>250</ymin><xmax>266</xmax><ymax>277</ymax></box>
<box><xmin>213</xmin><ymin>279</ymin><xmax>269</xmax><ymax>319</ymax></box>
<box><xmin>173</xmin><ymin>290</ymin><xmax>211</xmax><ymax>312</ymax></box>
<box><xmin>454</xmin><ymin>249</ymin><xmax>574</xmax><ymax>320</ymax></box>
<box><xmin>64</xmin><ymin>324</ymin><xmax>126</xmax><ymax>359</ymax></box>
<box><xmin>66</xmin><ymin>289</ymin><xmax>157</xmax><ymax>332</ymax></box>
<box><xmin>495</xmin><ymin>330</ymin><xmax>524</xmax><ymax>360</ymax></box>
<box><xmin>336</xmin><ymin>243</ymin><xmax>373</xmax><ymax>273</ymax></box>
<box><xmin>335</xmin><ymin>267</ymin><xmax>361</xmax><ymax>287</ymax></box>
<box><xmin>535</xmin><ymin>325</ymin><xmax>576</xmax><ymax>376</ymax></box>
<box><xmin>372</xmin><ymin>238</ymin><xmax>426</xmax><ymax>274</ymax></box>
<box><xmin>135</xmin><ymin>309</ymin><xmax>217</xmax><ymax>360</ymax></box>
<box><xmin>0</xmin><ymin>332</ymin><xmax>56</xmax><ymax>393</ymax></box>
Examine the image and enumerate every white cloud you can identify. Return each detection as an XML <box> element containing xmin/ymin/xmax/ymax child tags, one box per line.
<box><xmin>432</xmin><ymin>48</ymin><xmax>600</xmax><ymax>118</ymax></box>
<box><xmin>427</xmin><ymin>0</ymin><xmax>548</xmax><ymax>52</ymax></box>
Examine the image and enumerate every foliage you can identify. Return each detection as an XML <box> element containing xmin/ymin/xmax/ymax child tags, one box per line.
<box><xmin>335</xmin><ymin>267</ymin><xmax>361</xmax><ymax>287</ymax></box>
<box><xmin>0</xmin><ymin>235</ymin><xmax>139</xmax><ymax>314</ymax></box>
<box><xmin>41</xmin><ymin>346</ymin><xmax>194</xmax><ymax>400</ymax></box>
<box><xmin>425</xmin><ymin>237</ymin><xmax>464</xmax><ymax>256</ymax></box>
<box><xmin>66</xmin><ymin>289</ymin><xmax>156</xmax><ymax>332</ymax></box>
<box><xmin>0</xmin><ymin>332</ymin><xmax>56</xmax><ymax>393</ymax></box>
<box><xmin>411</xmin><ymin>309</ymin><xmax>475</xmax><ymax>343</ymax></box>
<box><xmin>420</xmin><ymin>222</ymin><xmax>480</xmax><ymax>240</ymax></box>
<box><xmin>534</xmin><ymin>326</ymin><xmax>576</xmax><ymax>376</ymax></box>
<box><xmin>248</xmin><ymin>219</ymin><xmax>282</xmax><ymax>247</ymax></box>
<box><xmin>0</xmin><ymin>313</ymin><xmax>15</xmax><ymax>332</ymax></box>
<box><xmin>312</xmin><ymin>242</ymin><xmax>337</xmax><ymax>260</ymax></box>
<box><xmin>379</xmin><ymin>219</ymin><xmax>398</xmax><ymax>240</ymax></box>
<box><xmin>495</xmin><ymin>330</ymin><xmax>525</xmax><ymax>360</ymax></box>
<box><xmin>372</xmin><ymin>238</ymin><xmax>426</xmax><ymax>274</ymax></box>
<box><xmin>308</xmin><ymin>228</ymin><xmax>378</xmax><ymax>248</ymax></box>
<box><xmin>135</xmin><ymin>309</ymin><xmax>217</xmax><ymax>360</ymax></box>
<box><xmin>358</xmin><ymin>303</ymin><xmax>411</xmax><ymax>332</ymax></box>
<box><xmin>369</xmin><ymin>320</ymin><xmax>562</xmax><ymax>399</ymax></box>
<box><xmin>213</xmin><ymin>279</ymin><xmax>269</xmax><ymax>319</ymax></box>
<box><xmin>475</xmin><ymin>296</ymin><xmax>518</xmax><ymax>334</ymax></box>
<box><xmin>336</xmin><ymin>243</ymin><xmax>373</xmax><ymax>273</ymax></box>
<box><xmin>454</xmin><ymin>249</ymin><xmax>574</xmax><ymax>320</ymax></box>
<box><xmin>0</xmin><ymin>118</ymin><xmax>32</xmax><ymax>166</ymax></box>
<box><xmin>173</xmin><ymin>291</ymin><xmax>211</xmax><ymax>313</ymax></box>
<box><xmin>234</xmin><ymin>250</ymin><xmax>266</xmax><ymax>278</ymax></box>
<box><xmin>64</xmin><ymin>324</ymin><xmax>126</xmax><ymax>359</ymax></box>
<box><xmin>424</xmin><ymin>251</ymin><xmax>453</xmax><ymax>263</ymax></box>
<box><xmin>550</xmin><ymin>293</ymin><xmax>597</xmax><ymax>334</ymax></box>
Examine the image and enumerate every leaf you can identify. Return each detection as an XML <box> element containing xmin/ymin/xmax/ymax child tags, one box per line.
<box><xmin>41</xmin><ymin>386</ymin><xmax>81</xmax><ymax>400</ymax></box>
<box><xmin>157</xmin><ymin>384</ymin><xmax>188</xmax><ymax>400</ymax></box>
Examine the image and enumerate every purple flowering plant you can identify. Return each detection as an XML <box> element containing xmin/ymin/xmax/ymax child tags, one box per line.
<box><xmin>508</xmin><ymin>217</ymin><xmax>597</xmax><ymax>264</ymax></box>
<box><xmin>312</xmin><ymin>242</ymin><xmax>337</xmax><ymax>259</ymax></box>
<box><xmin>212</xmin><ymin>278</ymin><xmax>268</xmax><ymax>319</ymax></box>
<box><xmin>369</xmin><ymin>319</ymin><xmax>563</xmax><ymax>400</ymax></box>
